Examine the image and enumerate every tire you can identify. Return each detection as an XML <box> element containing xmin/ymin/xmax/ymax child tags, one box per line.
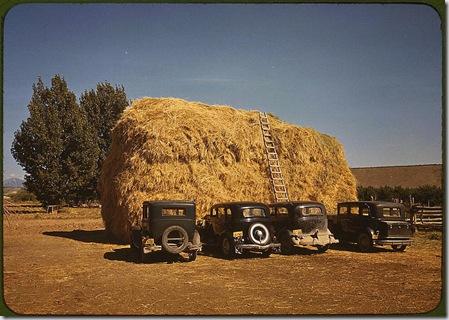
<box><xmin>130</xmin><ymin>231</ymin><xmax>144</xmax><ymax>263</ymax></box>
<box><xmin>248</xmin><ymin>223</ymin><xmax>271</xmax><ymax>245</ymax></box>
<box><xmin>188</xmin><ymin>251</ymin><xmax>198</xmax><ymax>262</ymax></box>
<box><xmin>161</xmin><ymin>225</ymin><xmax>189</xmax><ymax>254</ymax></box>
<box><xmin>317</xmin><ymin>244</ymin><xmax>330</xmax><ymax>253</ymax></box>
<box><xmin>391</xmin><ymin>244</ymin><xmax>407</xmax><ymax>252</ymax></box>
<box><xmin>357</xmin><ymin>233</ymin><xmax>373</xmax><ymax>252</ymax></box>
<box><xmin>280</xmin><ymin>234</ymin><xmax>295</xmax><ymax>255</ymax></box>
<box><xmin>221</xmin><ymin>236</ymin><xmax>235</xmax><ymax>260</ymax></box>
<box><xmin>261</xmin><ymin>250</ymin><xmax>271</xmax><ymax>258</ymax></box>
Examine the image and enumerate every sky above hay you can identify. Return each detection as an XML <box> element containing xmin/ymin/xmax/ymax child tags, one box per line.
<box><xmin>3</xmin><ymin>4</ymin><xmax>442</xmax><ymax>179</ymax></box>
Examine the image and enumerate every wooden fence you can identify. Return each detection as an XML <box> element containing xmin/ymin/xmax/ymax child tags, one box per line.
<box><xmin>411</xmin><ymin>206</ymin><xmax>443</xmax><ymax>230</ymax></box>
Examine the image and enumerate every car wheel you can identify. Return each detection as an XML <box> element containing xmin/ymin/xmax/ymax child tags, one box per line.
<box><xmin>221</xmin><ymin>236</ymin><xmax>235</xmax><ymax>260</ymax></box>
<box><xmin>391</xmin><ymin>244</ymin><xmax>407</xmax><ymax>252</ymax></box>
<box><xmin>357</xmin><ymin>233</ymin><xmax>373</xmax><ymax>252</ymax></box>
<box><xmin>261</xmin><ymin>250</ymin><xmax>271</xmax><ymax>258</ymax></box>
<box><xmin>130</xmin><ymin>231</ymin><xmax>144</xmax><ymax>263</ymax></box>
<box><xmin>188</xmin><ymin>251</ymin><xmax>198</xmax><ymax>262</ymax></box>
<box><xmin>281</xmin><ymin>236</ymin><xmax>294</xmax><ymax>255</ymax></box>
<box><xmin>317</xmin><ymin>244</ymin><xmax>330</xmax><ymax>253</ymax></box>
<box><xmin>161</xmin><ymin>225</ymin><xmax>189</xmax><ymax>254</ymax></box>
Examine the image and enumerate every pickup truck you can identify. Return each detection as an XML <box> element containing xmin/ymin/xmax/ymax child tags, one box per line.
<box><xmin>328</xmin><ymin>201</ymin><xmax>413</xmax><ymax>252</ymax></box>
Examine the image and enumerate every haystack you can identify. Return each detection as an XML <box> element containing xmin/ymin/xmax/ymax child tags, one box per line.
<box><xmin>99</xmin><ymin>97</ymin><xmax>357</xmax><ymax>242</ymax></box>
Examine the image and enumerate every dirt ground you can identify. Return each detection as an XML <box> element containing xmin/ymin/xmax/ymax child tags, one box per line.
<box><xmin>3</xmin><ymin>208</ymin><xmax>443</xmax><ymax>315</ymax></box>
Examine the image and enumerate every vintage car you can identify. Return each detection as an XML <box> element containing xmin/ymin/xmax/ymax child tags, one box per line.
<box><xmin>327</xmin><ymin>201</ymin><xmax>414</xmax><ymax>252</ymax></box>
<box><xmin>130</xmin><ymin>200</ymin><xmax>201</xmax><ymax>262</ymax></box>
<box><xmin>198</xmin><ymin>202</ymin><xmax>280</xmax><ymax>259</ymax></box>
<box><xmin>269</xmin><ymin>201</ymin><xmax>338</xmax><ymax>254</ymax></box>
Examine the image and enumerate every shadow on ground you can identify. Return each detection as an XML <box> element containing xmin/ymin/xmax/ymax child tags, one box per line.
<box><xmin>104</xmin><ymin>247</ymin><xmax>193</xmax><ymax>264</ymax></box>
<box><xmin>43</xmin><ymin>229</ymin><xmax>122</xmax><ymax>245</ymax></box>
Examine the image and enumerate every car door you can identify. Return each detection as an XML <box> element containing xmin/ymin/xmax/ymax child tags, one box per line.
<box><xmin>212</xmin><ymin>206</ymin><xmax>226</xmax><ymax>235</ymax></box>
<box><xmin>339</xmin><ymin>204</ymin><xmax>361</xmax><ymax>240</ymax></box>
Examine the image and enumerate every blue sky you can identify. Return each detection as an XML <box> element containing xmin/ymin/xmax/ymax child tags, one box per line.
<box><xmin>3</xmin><ymin>4</ymin><xmax>442</xmax><ymax>179</ymax></box>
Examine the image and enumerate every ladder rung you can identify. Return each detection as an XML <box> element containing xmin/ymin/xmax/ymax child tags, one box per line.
<box><xmin>270</xmin><ymin>169</ymin><xmax>282</xmax><ymax>174</ymax></box>
<box><xmin>263</xmin><ymin>131</ymin><xmax>272</xmax><ymax>137</ymax></box>
<box><xmin>261</xmin><ymin>124</ymin><xmax>270</xmax><ymax>130</ymax></box>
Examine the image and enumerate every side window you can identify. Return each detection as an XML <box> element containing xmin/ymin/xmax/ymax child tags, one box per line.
<box><xmin>143</xmin><ymin>206</ymin><xmax>149</xmax><ymax>219</ymax></box>
<box><xmin>211</xmin><ymin>208</ymin><xmax>217</xmax><ymax>216</ymax></box>
<box><xmin>360</xmin><ymin>206</ymin><xmax>370</xmax><ymax>216</ymax></box>
<box><xmin>217</xmin><ymin>207</ymin><xmax>225</xmax><ymax>218</ymax></box>
<box><xmin>276</xmin><ymin>207</ymin><xmax>289</xmax><ymax>215</ymax></box>
<box><xmin>349</xmin><ymin>206</ymin><xmax>359</xmax><ymax>215</ymax></box>
<box><xmin>339</xmin><ymin>206</ymin><xmax>348</xmax><ymax>215</ymax></box>
<box><xmin>269</xmin><ymin>207</ymin><xmax>275</xmax><ymax>215</ymax></box>
<box><xmin>226</xmin><ymin>208</ymin><xmax>232</xmax><ymax>217</ymax></box>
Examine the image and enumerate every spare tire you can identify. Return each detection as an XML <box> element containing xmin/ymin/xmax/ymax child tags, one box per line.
<box><xmin>161</xmin><ymin>225</ymin><xmax>189</xmax><ymax>254</ymax></box>
<box><xmin>248</xmin><ymin>223</ymin><xmax>270</xmax><ymax>245</ymax></box>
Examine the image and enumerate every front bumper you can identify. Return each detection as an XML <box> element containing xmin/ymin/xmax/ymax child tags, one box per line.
<box><xmin>235</xmin><ymin>242</ymin><xmax>281</xmax><ymax>253</ymax></box>
<box><xmin>374</xmin><ymin>238</ymin><xmax>412</xmax><ymax>246</ymax></box>
<box><xmin>291</xmin><ymin>230</ymin><xmax>339</xmax><ymax>247</ymax></box>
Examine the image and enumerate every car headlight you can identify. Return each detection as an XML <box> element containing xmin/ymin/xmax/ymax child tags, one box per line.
<box><xmin>233</xmin><ymin>231</ymin><xmax>243</xmax><ymax>238</ymax></box>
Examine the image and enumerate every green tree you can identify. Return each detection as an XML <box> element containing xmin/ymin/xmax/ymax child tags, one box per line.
<box><xmin>11</xmin><ymin>75</ymin><xmax>99</xmax><ymax>206</ymax></box>
<box><xmin>80</xmin><ymin>82</ymin><xmax>128</xmax><ymax>196</ymax></box>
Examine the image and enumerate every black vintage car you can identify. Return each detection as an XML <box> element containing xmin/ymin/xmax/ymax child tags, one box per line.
<box><xmin>130</xmin><ymin>200</ymin><xmax>201</xmax><ymax>262</ymax></box>
<box><xmin>199</xmin><ymin>202</ymin><xmax>280</xmax><ymax>259</ymax></box>
<box><xmin>269</xmin><ymin>201</ymin><xmax>338</xmax><ymax>254</ymax></box>
<box><xmin>327</xmin><ymin>201</ymin><xmax>414</xmax><ymax>252</ymax></box>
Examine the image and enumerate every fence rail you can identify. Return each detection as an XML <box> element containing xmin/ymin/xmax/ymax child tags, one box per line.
<box><xmin>411</xmin><ymin>206</ymin><xmax>443</xmax><ymax>230</ymax></box>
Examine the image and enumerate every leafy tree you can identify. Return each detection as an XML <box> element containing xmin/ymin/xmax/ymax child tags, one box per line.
<box><xmin>80</xmin><ymin>82</ymin><xmax>128</xmax><ymax>196</ymax></box>
<box><xmin>11</xmin><ymin>75</ymin><xmax>99</xmax><ymax>206</ymax></box>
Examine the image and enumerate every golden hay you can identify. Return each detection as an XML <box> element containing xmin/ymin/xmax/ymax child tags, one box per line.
<box><xmin>99</xmin><ymin>97</ymin><xmax>357</xmax><ymax>242</ymax></box>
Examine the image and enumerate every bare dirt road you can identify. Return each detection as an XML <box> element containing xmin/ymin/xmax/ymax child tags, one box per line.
<box><xmin>3</xmin><ymin>209</ymin><xmax>443</xmax><ymax>315</ymax></box>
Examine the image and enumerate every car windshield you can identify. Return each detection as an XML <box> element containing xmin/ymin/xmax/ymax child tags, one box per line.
<box><xmin>242</xmin><ymin>207</ymin><xmax>267</xmax><ymax>218</ymax></box>
<box><xmin>300</xmin><ymin>206</ymin><xmax>323</xmax><ymax>216</ymax></box>
<box><xmin>381</xmin><ymin>207</ymin><xmax>402</xmax><ymax>219</ymax></box>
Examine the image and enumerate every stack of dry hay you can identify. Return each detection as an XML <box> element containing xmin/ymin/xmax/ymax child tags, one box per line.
<box><xmin>99</xmin><ymin>97</ymin><xmax>357</xmax><ymax>242</ymax></box>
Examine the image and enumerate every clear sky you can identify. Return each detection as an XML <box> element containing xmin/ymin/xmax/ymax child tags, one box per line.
<box><xmin>3</xmin><ymin>4</ymin><xmax>442</xmax><ymax>180</ymax></box>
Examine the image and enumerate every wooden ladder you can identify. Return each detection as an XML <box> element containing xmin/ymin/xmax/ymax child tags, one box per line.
<box><xmin>259</xmin><ymin>111</ymin><xmax>289</xmax><ymax>202</ymax></box>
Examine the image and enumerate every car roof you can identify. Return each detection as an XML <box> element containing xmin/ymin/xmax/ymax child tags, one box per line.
<box><xmin>339</xmin><ymin>201</ymin><xmax>404</xmax><ymax>207</ymax></box>
<box><xmin>143</xmin><ymin>200</ymin><xmax>195</xmax><ymax>206</ymax></box>
<box><xmin>268</xmin><ymin>201</ymin><xmax>324</xmax><ymax>206</ymax></box>
<box><xmin>211</xmin><ymin>201</ymin><xmax>268</xmax><ymax>208</ymax></box>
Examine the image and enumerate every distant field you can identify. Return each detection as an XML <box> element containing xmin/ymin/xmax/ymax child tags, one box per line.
<box><xmin>351</xmin><ymin>164</ymin><xmax>442</xmax><ymax>188</ymax></box>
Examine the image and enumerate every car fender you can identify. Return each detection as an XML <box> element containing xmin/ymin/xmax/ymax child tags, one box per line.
<box><xmin>365</xmin><ymin>227</ymin><xmax>377</xmax><ymax>239</ymax></box>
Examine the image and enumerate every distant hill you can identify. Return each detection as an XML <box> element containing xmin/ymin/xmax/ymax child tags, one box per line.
<box><xmin>351</xmin><ymin>164</ymin><xmax>442</xmax><ymax>188</ymax></box>
<box><xmin>3</xmin><ymin>178</ymin><xmax>24</xmax><ymax>188</ymax></box>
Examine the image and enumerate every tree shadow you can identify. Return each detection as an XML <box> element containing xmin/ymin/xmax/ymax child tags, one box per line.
<box><xmin>329</xmin><ymin>243</ymin><xmax>393</xmax><ymax>253</ymax></box>
<box><xmin>104</xmin><ymin>247</ymin><xmax>192</xmax><ymax>264</ymax></box>
<box><xmin>43</xmin><ymin>229</ymin><xmax>122</xmax><ymax>245</ymax></box>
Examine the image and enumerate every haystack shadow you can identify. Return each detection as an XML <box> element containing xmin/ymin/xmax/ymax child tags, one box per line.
<box><xmin>43</xmin><ymin>229</ymin><xmax>122</xmax><ymax>245</ymax></box>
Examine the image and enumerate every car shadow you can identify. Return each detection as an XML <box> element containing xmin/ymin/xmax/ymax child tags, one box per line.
<box><xmin>199</xmin><ymin>246</ymin><xmax>276</xmax><ymax>260</ymax></box>
<box><xmin>329</xmin><ymin>243</ymin><xmax>393</xmax><ymax>253</ymax></box>
<box><xmin>104</xmin><ymin>247</ymin><xmax>191</xmax><ymax>264</ymax></box>
<box><xmin>43</xmin><ymin>229</ymin><xmax>123</xmax><ymax>245</ymax></box>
